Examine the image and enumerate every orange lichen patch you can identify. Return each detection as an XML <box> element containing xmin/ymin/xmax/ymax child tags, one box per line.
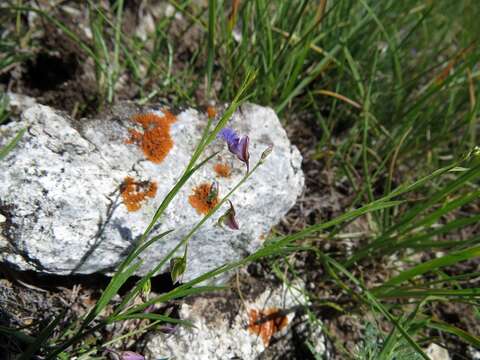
<box><xmin>188</xmin><ymin>182</ymin><xmax>219</xmax><ymax>215</ymax></box>
<box><xmin>126</xmin><ymin>111</ymin><xmax>177</xmax><ymax>163</ymax></box>
<box><xmin>121</xmin><ymin>176</ymin><xmax>158</xmax><ymax>212</ymax></box>
<box><xmin>206</xmin><ymin>106</ymin><xmax>217</xmax><ymax>119</ymax></box>
<box><xmin>248</xmin><ymin>308</ymin><xmax>289</xmax><ymax>347</ymax></box>
<box><xmin>213</xmin><ymin>162</ymin><xmax>231</xmax><ymax>178</ymax></box>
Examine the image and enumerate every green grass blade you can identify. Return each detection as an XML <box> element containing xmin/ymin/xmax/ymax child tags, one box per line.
<box><xmin>206</xmin><ymin>0</ymin><xmax>216</xmax><ymax>97</ymax></box>
<box><xmin>111</xmin><ymin>313</ymin><xmax>192</xmax><ymax>328</ymax></box>
<box><xmin>83</xmin><ymin>260</ymin><xmax>142</xmax><ymax>325</ymax></box>
<box><xmin>378</xmin><ymin>245</ymin><xmax>480</xmax><ymax>290</ymax></box>
<box><xmin>427</xmin><ymin>320</ymin><xmax>480</xmax><ymax>348</ymax></box>
<box><xmin>109</xmin><ymin>0</ymin><xmax>124</xmax><ymax>103</ymax></box>
<box><xmin>0</xmin><ymin>128</ymin><xmax>25</xmax><ymax>161</ymax></box>
<box><xmin>324</xmin><ymin>255</ymin><xmax>429</xmax><ymax>360</ymax></box>
<box><xmin>379</xmin><ymin>288</ymin><xmax>480</xmax><ymax>298</ymax></box>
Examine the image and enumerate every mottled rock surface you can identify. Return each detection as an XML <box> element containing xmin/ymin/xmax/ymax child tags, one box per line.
<box><xmin>0</xmin><ymin>103</ymin><xmax>303</xmax><ymax>280</ymax></box>
<box><xmin>145</xmin><ymin>280</ymin><xmax>325</xmax><ymax>360</ymax></box>
<box><xmin>425</xmin><ymin>343</ymin><xmax>450</xmax><ymax>360</ymax></box>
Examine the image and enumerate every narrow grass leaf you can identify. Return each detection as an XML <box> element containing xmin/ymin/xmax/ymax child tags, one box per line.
<box><xmin>378</xmin><ymin>245</ymin><xmax>480</xmax><ymax>290</ymax></box>
<box><xmin>112</xmin><ymin>313</ymin><xmax>192</xmax><ymax>328</ymax></box>
<box><xmin>428</xmin><ymin>320</ymin><xmax>480</xmax><ymax>348</ymax></box>
<box><xmin>0</xmin><ymin>128</ymin><xmax>25</xmax><ymax>161</ymax></box>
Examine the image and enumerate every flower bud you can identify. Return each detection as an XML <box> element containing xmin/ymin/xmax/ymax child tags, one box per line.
<box><xmin>170</xmin><ymin>256</ymin><xmax>186</xmax><ymax>284</ymax></box>
<box><xmin>260</xmin><ymin>144</ymin><xmax>273</xmax><ymax>161</ymax></box>
<box><xmin>217</xmin><ymin>200</ymin><xmax>239</xmax><ymax>230</ymax></box>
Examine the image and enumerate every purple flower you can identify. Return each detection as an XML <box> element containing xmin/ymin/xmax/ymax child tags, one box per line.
<box><xmin>217</xmin><ymin>200</ymin><xmax>239</xmax><ymax>230</ymax></box>
<box><xmin>120</xmin><ymin>351</ymin><xmax>145</xmax><ymax>360</ymax></box>
<box><xmin>219</xmin><ymin>127</ymin><xmax>239</xmax><ymax>147</ymax></box>
<box><xmin>219</xmin><ymin>127</ymin><xmax>250</xmax><ymax>171</ymax></box>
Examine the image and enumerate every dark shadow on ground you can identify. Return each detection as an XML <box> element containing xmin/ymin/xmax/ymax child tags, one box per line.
<box><xmin>0</xmin><ymin>264</ymin><xmax>177</xmax><ymax>295</ymax></box>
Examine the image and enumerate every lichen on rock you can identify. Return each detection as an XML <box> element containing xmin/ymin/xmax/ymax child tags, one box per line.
<box><xmin>248</xmin><ymin>307</ymin><xmax>289</xmax><ymax>346</ymax></box>
<box><xmin>188</xmin><ymin>182</ymin><xmax>219</xmax><ymax>215</ymax></box>
<box><xmin>213</xmin><ymin>162</ymin><xmax>231</xmax><ymax>177</ymax></box>
<box><xmin>126</xmin><ymin>111</ymin><xmax>176</xmax><ymax>163</ymax></box>
<box><xmin>121</xmin><ymin>177</ymin><xmax>158</xmax><ymax>212</ymax></box>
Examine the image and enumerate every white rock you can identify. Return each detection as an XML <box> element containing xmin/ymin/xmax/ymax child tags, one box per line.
<box><xmin>306</xmin><ymin>318</ymin><xmax>327</xmax><ymax>357</ymax></box>
<box><xmin>468</xmin><ymin>346</ymin><xmax>480</xmax><ymax>360</ymax></box>
<box><xmin>0</xmin><ymin>103</ymin><xmax>303</xmax><ymax>280</ymax></box>
<box><xmin>6</xmin><ymin>92</ymin><xmax>37</xmax><ymax>112</ymax></box>
<box><xmin>145</xmin><ymin>281</ymin><xmax>317</xmax><ymax>360</ymax></box>
<box><xmin>0</xmin><ymin>213</ymin><xmax>6</xmax><ymax>248</ymax></box>
<box><xmin>425</xmin><ymin>343</ymin><xmax>450</xmax><ymax>360</ymax></box>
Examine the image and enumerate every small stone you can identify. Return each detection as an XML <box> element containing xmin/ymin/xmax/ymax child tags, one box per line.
<box><xmin>0</xmin><ymin>214</ymin><xmax>6</xmax><ymax>248</ymax></box>
<box><xmin>425</xmin><ymin>343</ymin><xmax>450</xmax><ymax>360</ymax></box>
<box><xmin>468</xmin><ymin>346</ymin><xmax>480</xmax><ymax>360</ymax></box>
<box><xmin>5</xmin><ymin>92</ymin><xmax>37</xmax><ymax>113</ymax></box>
<box><xmin>144</xmin><ymin>281</ymin><xmax>318</xmax><ymax>359</ymax></box>
<box><xmin>0</xmin><ymin>103</ymin><xmax>304</xmax><ymax>280</ymax></box>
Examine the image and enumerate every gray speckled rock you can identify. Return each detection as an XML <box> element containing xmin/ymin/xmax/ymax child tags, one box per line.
<box><xmin>0</xmin><ymin>102</ymin><xmax>303</xmax><ymax>280</ymax></box>
<box><xmin>145</xmin><ymin>290</ymin><xmax>286</xmax><ymax>360</ymax></box>
<box><xmin>144</xmin><ymin>280</ymin><xmax>325</xmax><ymax>360</ymax></box>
